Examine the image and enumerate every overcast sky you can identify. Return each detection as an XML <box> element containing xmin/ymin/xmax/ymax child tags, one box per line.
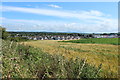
<box><xmin>0</xmin><ymin>2</ymin><xmax>118</xmax><ymax>33</ymax></box>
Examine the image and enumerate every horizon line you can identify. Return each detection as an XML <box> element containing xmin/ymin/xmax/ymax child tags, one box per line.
<box><xmin>7</xmin><ymin>31</ymin><xmax>119</xmax><ymax>34</ymax></box>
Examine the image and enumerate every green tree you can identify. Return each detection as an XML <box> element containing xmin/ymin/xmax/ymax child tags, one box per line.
<box><xmin>0</xmin><ymin>26</ymin><xmax>9</xmax><ymax>40</ymax></box>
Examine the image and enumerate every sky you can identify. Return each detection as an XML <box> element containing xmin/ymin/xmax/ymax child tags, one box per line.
<box><xmin>2</xmin><ymin>0</ymin><xmax>119</xmax><ymax>2</ymax></box>
<box><xmin>0</xmin><ymin>2</ymin><xmax>118</xmax><ymax>33</ymax></box>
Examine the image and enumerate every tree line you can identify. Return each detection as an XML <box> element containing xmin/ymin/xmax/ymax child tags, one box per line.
<box><xmin>1</xmin><ymin>26</ymin><xmax>119</xmax><ymax>42</ymax></box>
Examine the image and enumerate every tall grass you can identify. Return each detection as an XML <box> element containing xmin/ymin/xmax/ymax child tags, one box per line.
<box><xmin>1</xmin><ymin>40</ymin><xmax>102</xmax><ymax>79</ymax></box>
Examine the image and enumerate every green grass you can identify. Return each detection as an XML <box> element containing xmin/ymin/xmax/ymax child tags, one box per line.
<box><xmin>60</xmin><ymin>38</ymin><xmax>119</xmax><ymax>45</ymax></box>
<box><xmin>1</xmin><ymin>40</ymin><xmax>103</xmax><ymax>78</ymax></box>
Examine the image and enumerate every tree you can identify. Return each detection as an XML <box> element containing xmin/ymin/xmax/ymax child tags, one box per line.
<box><xmin>0</xmin><ymin>26</ymin><xmax>9</xmax><ymax>40</ymax></box>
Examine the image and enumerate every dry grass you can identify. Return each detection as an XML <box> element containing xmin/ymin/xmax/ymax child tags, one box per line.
<box><xmin>23</xmin><ymin>40</ymin><xmax>118</xmax><ymax>78</ymax></box>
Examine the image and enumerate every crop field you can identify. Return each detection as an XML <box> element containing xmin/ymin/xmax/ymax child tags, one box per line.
<box><xmin>2</xmin><ymin>38</ymin><xmax>119</xmax><ymax>78</ymax></box>
<box><xmin>23</xmin><ymin>38</ymin><xmax>119</xmax><ymax>78</ymax></box>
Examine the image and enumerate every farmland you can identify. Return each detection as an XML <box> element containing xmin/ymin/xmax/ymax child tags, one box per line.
<box><xmin>60</xmin><ymin>38</ymin><xmax>119</xmax><ymax>45</ymax></box>
<box><xmin>2</xmin><ymin>40</ymin><xmax>102</xmax><ymax>78</ymax></box>
<box><xmin>23</xmin><ymin>38</ymin><xmax>119</xmax><ymax>78</ymax></box>
<box><xmin>2</xmin><ymin>38</ymin><xmax>119</xmax><ymax>78</ymax></box>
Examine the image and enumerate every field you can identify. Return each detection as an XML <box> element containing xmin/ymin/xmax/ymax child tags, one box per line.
<box><xmin>60</xmin><ymin>38</ymin><xmax>119</xmax><ymax>45</ymax></box>
<box><xmin>2</xmin><ymin>38</ymin><xmax>119</xmax><ymax>78</ymax></box>
<box><xmin>23</xmin><ymin>38</ymin><xmax>119</xmax><ymax>78</ymax></box>
<box><xmin>2</xmin><ymin>40</ymin><xmax>102</xmax><ymax>78</ymax></box>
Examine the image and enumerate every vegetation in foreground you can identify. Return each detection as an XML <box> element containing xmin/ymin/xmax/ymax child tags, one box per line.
<box><xmin>60</xmin><ymin>38</ymin><xmax>119</xmax><ymax>45</ymax></box>
<box><xmin>2</xmin><ymin>40</ymin><xmax>102</xmax><ymax>78</ymax></box>
<box><xmin>24</xmin><ymin>40</ymin><xmax>118</xmax><ymax>78</ymax></box>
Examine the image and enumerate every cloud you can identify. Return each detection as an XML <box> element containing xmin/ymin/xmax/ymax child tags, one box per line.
<box><xmin>0</xmin><ymin>17</ymin><xmax>6</xmax><ymax>20</ymax></box>
<box><xmin>2</xmin><ymin>6</ymin><xmax>111</xmax><ymax>21</ymax></box>
<box><xmin>48</xmin><ymin>4</ymin><xmax>62</xmax><ymax>8</ymax></box>
<box><xmin>1</xmin><ymin>6</ymin><xmax>118</xmax><ymax>33</ymax></box>
<box><xmin>64</xmin><ymin>23</ymin><xmax>77</xmax><ymax>27</ymax></box>
<box><xmin>82</xmin><ymin>10</ymin><xmax>105</xmax><ymax>17</ymax></box>
<box><xmin>2</xmin><ymin>17</ymin><xmax>118</xmax><ymax>33</ymax></box>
